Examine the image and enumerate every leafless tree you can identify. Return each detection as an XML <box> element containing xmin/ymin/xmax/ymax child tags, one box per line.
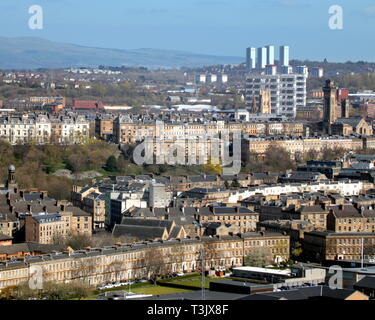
<box><xmin>71</xmin><ymin>257</ymin><xmax>97</xmax><ymax>285</ymax></box>
<box><xmin>244</xmin><ymin>247</ymin><xmax>273</xmax><ymax>267</ymax></box>
<box><xmin>105</xmin><ymin>258</ymin><xmax>126</xmax><ymax>283</ymax></box>
<box><xmin>143</xmin><ymin>247</ymin><xmax>169</xmax><ymax>285</ymax></box>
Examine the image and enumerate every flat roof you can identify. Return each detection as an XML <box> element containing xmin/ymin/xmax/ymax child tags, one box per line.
<box><xmin>233</xmin><ymin>266</ymin><xmax>291</xmax><ymax>276</ymax></box>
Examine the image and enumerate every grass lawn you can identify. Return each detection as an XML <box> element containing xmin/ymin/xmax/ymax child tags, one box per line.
<box><xmin>83</xmin><ymin>274</ymin><xmax>232</xmax><ymax>300</ymax></box>
<box><xmin>86</xmin><ymin>280</ymin><xmax>193</xmax><ymax>300</ymax></box>
<box><xmin>130</xmin><ymin>285</ymin><xmax>191</xmax><ymax>295</ymax></box>
<box><xmin>161</xmin><ymin>275</ymin><xmax>232</xmax><ymax>289</ymax></box>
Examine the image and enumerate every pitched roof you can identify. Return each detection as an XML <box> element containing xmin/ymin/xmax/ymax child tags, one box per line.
<box><xmin>168</xmin><ymin>225</ymin><xmax>184</xmax><ymax>240</ymax></box>
<box><xmin>120</xmin><ymin>218</ymin><xmax>174</xmax><ymax>233</ymax></box>
<box><xmin>354</xmin><ymin>276</ymin><xmax>375</xmax><ymax>290</ymax></box>
<box><xmin>0</xmin><ymin>233</ymin><xmax>13</xmax><ymax>241</ymax></box>
<box><xmin>298</xmin><ymin>205</ymin><xmax>327</xmax><ymax>214</ymax></box>
<box><xmin>0</xmin><ymin>242</ymin><xmax>63</xmax><ymax>255</ymax></box>
<box><xmin>332</xmin><ymin>205</ymin><xmax>362</xmax><ymax>218</ymax></box>
<box><xmin>65</xmin><ymin>206</ymin><xmax>91</xmax><ymax>216</ymax></box>
<box><xmin>112</xmin><ymin>224</ymin><xmax>167</xmax><ymax>240</ymax></box>
<box><xmin>335</xmin><ymin>118</ymin><xmax>364</xmax><ymax>127</ymax></box>
<box><xmin>362</xmin><ymin>209</ymin><xmax>375</xmax><ymax>218</ymax></box>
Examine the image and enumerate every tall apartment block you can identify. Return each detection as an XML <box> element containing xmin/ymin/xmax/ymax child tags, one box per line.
<box><xmin>266</xmin><ymin>45</ymin><xmax>275</xmax><ymax>65</ymax></box>
<box><xmin>247</xmin><ymin>45</ymin><xmax>290</xmax><ymax>71</ymax></box>
<box><xmin>257</xmin><ymin>47</ymin><xmax>267</xmax><ymax>69</ymax></box>
<box><xmin>279</xmin><ymin>45</ymin><xmax>290</xmax><ymax>66</ymax></box>
<box><xmin>246</xmin><ymin>47</ymin><xmax>256</xmax><ymax>70</ymax></box>
<box><xmin>246</xmin><ymin>73</ymin><xmax>307</xmax><ymax>118</ymax></box>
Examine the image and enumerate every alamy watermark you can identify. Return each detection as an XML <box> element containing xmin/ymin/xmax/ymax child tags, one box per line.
<box><xmin>132</xmin><ymin>123</ymin><xmax>242</xmax><ymax>175</ymax></box>
<box><xmin>329</xmin><ymin>5</ymin><xmax>343</xmax><ymax>30</ymax></box>
<box><xmin>29</xmin><ymin>265</ymin><xmax>43</xmax><ymax>290</ymax></box>
<box><xmin>328</xmin><ymin>265</ymin><xmax>343</xmax><ymax>290</ymax></box>
<box><xmin>28</xmin><ymin>5</ymin><xmax>43</xmax><ymax>30</ymax></box>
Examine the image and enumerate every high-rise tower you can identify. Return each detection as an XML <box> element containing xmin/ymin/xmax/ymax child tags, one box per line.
<box><xmin>279</xmin><ymin>45</ymin><xmax>290</xmax><ymax>66</ymax></box>
<box><xmin>257</xmin><ymin>47</ymin><xmax>267</xmax><ymax>69</ymax></box>
<box><xmin>266</xmin><ymin>45</ymin><xmax>275</xmax><ymax>65</ymax></box>
<box><xmin>246</xmin><ymin>47</ymin><xmax>256</xmax><ymax>71</ymax></box>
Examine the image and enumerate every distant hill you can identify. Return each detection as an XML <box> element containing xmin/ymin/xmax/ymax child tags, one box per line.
<box><xmin>0</xmin><ymin>37</ymin><xmax>244</xmax><ymax>69</ymax></box>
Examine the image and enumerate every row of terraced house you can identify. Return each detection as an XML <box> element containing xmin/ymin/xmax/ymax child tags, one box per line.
<box><xmin>0</xmin><ymin>114</ymin><xmax>90</xmax><ymax>144</ymax></box>
<box><xmin>0</xmin><ymin>232</ymin><xmax>289</xmax><ymax>289</ymax></box>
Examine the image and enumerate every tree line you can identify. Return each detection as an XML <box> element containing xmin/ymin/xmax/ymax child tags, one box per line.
<box><xmin>0</xmin><ymin>139</ymin><xmax>118</xmax><ymax>200</ymax></box>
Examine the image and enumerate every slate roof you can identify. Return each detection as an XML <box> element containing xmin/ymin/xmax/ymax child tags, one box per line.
<box><xmin>0</xmin><ymin>233</ymin><xmax>13</xmax><ymax>241</ymax></box>
<box><xmin>0</xmin><ymin>211</ymin><xmax>17</xmax><ymax>222</ymax></box>
<box><xmin>335</xmin><ymin>118</ymin><xmax>363</xmax><ymax>127</ymax></box>
<box><xmin>120</xmin><ymin>218</ymin><xmax>174</xmax><ymax>233</ymax></box>
<box><xmin>65</xmin><ymin>206</ymin><xmax>91</xmax><ymax>216</ymax></box>
<box><xmin>168</xmin><ymin>225</ymin><xmax>183</xmax><ymax>240</ymax></box>
<box><xmin>112</xmin><ymin>225</ymin><xmax>167</xmax><ymax>240</ymax></box>
<box><xmin>188</xmin><ymin>175</ymin><xmax>217</xmax><ymax>183</ymax></box>
<box><xmin>298</xmin><ymin>205</ymin><xmax>327</xmax><ymax>214</ymax></box>
<box><xmin>211</xmin><ymin>207</ymin><xmax>257</xmax><ymax>215</ymax></box>
<box><xmin>353</xmin><ymin>276</ymin><xmax>375</xmax><ymax>290</ymax></box>
<box><xmin>281</xmin><ymin>171</ymin><xmax>326</xmax><ymax>181</ymax></box>
<box><xmin>186</xmin><ymin>187</ymin><xmax>229</xmax><ymax>194</ymax></box>
<box><xmin>32</xmin><ymin>214</ymin><xmax>62</xmax><ymax>223</ymax></box>
<box><xmin>332</xmin><ymin>205</ymin><xmax>362</xmax><ymax>218</ymax></box>
<box><xmin>0</xmin><ymin>242</ymin><xmax>64</xmax><ymax>255</ymax></box>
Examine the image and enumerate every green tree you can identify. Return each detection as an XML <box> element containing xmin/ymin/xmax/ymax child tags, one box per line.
<box><xmin>291</xmin><ymin>242</ymin><xmax>303</xmax><ymax>258</ymax></box>
<box><xmin>105</xmin><ymin>155</ymin><xmax>118</xmax><ymax>172</ymax></box>
<box><xmin>231</xmin><ymin>179</ymin><xmax>240</xmax><ymax>188</ymax></box>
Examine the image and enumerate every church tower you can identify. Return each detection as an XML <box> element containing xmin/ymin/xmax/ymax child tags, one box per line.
<box><xmin>251</xmin><ymin>95</ymin><xmax>257</xmax><ymax>114</ymax></box>
<box><xmin>259</xmin><ymin>90</ymin><xmax>271</xmax><ymax>114</ymax></box>
<box><xmin>5</xmin><ymin>165</ymin><xmax>17</xmax><ymax>190</ymax></box>
<box><xmin>341</xmin><ymin>98</ymin><xmax>350</xmax><ymax>118</ymax></box>
<box><xmin>323</xmin><ymin>79</ymin><xmax>337</xmax><ymax>134</ymax></box>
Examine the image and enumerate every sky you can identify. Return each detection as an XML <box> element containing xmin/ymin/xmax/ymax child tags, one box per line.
<box><xmin>1</xmin><ymin>0</ymin><xmax>375</xmax><ymax>61</ymax></box>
